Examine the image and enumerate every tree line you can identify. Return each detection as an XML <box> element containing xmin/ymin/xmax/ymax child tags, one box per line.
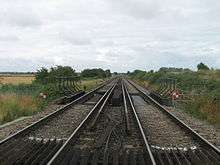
<box><xmin>35</xmin><ymin>66</ymin><xmax>111</xmax><ymax>84</ymax></box>
<box><xmin>128</xmin><ymin>62</ymin><xmax>220</xmax><ymax>97</ymax></box>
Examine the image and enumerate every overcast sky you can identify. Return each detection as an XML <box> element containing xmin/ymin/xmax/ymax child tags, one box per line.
<box><xmin>0</xmin><ymin>0</ymin><xmax>220</xmax><ymax>72</ymax></box>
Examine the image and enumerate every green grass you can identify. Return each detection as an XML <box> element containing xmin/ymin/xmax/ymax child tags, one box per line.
<box><xmin>0</xmin><ymin>94</ymin><xmax>43</xmax><ymax>124</ymax></box>
<box><xmin>129</xmin><ymin>69</ymin><xmax>220</xmax><ymax>125</ymax></box>
<box><xmin>182</xmin><ymin>96</ymin><xmax>220</xmax><ymax>125</ymax></box>
<box><xmin>0</xmin><ymin>78</ymin><xmax>106</xmax><ymax>125</ymax></box>
<box><xmin>79</xmin><ymin>78</ymin><xmax>105</xmax><ymax>91</ymax></box>
<box><xmin>0</xmin><ymin>83</ymin><xmax>50</xmax><ymax>125</ymax></box>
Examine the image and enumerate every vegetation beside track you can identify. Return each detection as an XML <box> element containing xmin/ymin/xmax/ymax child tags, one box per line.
<box><xmin>79</xmin><ymin>78</ymin><xmax>106</xmax><ymax>91</ymax></box>
<box><xmin>128</xmin><ymin>63</ymin><xmax>220</xmax><ymax>125</ymax></box>
<box><xmin>0</xmin><ymin>66</ymin><xmax>111</xmax><ymax>125</ymax></box>
<box><xmin>0</xmin><ymin>94</ymin><xmax>43</xmax><ymax>124</ymax></box>
<box><xmin>0</xmin><ymin>83</ymin><xmax>52</xmax><ymax>125</ymax></box>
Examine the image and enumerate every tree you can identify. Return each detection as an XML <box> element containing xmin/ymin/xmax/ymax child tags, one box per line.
<box><xmin>197</xmin><ymin>62</ymin><xmax>210</xmax><ymax>70</ymax></box>
<box><xmin>35</xmin><ymin>66</ymin><xmax>77</xmax><ymax>83</ymax></box>
<box><xmin>81</xmin><ymin>68</ymin><xmax>110</xmax><ymax>78</ymax></box>
<box><xmin>49</xmin><ymin>66</ymin><xmax>77</xmax><ymax>78</ymax></box>
<box><xmin>35</xmin><ymin>67</ymin><xmax>49</xmax><ymax>83</ymax></box>
<box><xmin>105</xmin><ymin>69</ymin><xmax>111</xmax><ymax>77</ymax></box>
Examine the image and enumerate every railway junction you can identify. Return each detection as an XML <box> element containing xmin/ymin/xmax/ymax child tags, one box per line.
<box><xmin>0</xmin><ymin>77</ymin><xmax>220</xmax><ymax>165</ymax></box>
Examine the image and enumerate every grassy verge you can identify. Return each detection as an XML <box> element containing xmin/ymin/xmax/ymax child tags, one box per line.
<box><xmin>0</xmin><ymin>77</ymin><xmax>106</xmax><ymax>125</ymax></box>
<box><xmin>129</xmin><ymin>69</ymin><xmax>220</xmax><ymax>125</ymax></box>
<box><xmin>135</xmin><ymin>79</ymin><xmax>220</xmax><ymax>125</ymax></box>
<box><xmin>79</xmin><ymin>78</ymin><xmax>106</xmax><ymax>91</ymax></box>
<box><xmin>0</xmin><ymin>83</ymin><xmax>49</xmax><ymax>125</ymax></box>
<box><xmin>180</xmin><ymin>96</ymin><xmax>220</xmax><ymax>125</ymax></box>
<box><xmin>0</xmin><ymin>93</ymin><xmax>44</xmax><ymax>124</ymax></box>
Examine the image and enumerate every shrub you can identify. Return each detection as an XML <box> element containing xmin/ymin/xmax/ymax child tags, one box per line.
<box><xmin>197</xmin><ymin>62</ymin><xmax>210</xmax><ymax>70</ymax></box>
<box><xmin>81</xmin><ymin>68</ymin><xmax>111</xmax><ymax>78</ymax></box>
<box><xmin>35</xmin><ymin>66</ymin><xmax>78</xmax><ymax>84</ymax></box>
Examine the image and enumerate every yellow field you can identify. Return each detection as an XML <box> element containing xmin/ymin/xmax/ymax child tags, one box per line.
<box><xmin>0</xmin><ymin>75</ymin><xmax>35</xmax><ymax>85</ymax></box>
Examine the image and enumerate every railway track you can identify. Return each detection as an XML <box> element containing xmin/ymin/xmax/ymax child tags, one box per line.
<box><xmin>47</xmin><ymin>79</ymin><xmax>156</xmax><ymax>164</ymax></box>
<box><xmin>0</xmin><ymin>77</ymin><xmax>219</xmax><ymax>165</ymax></box>
<box><xmin>0</xmin><ymin>78</ymin><xmax>117</xmax><ymax>165</ymax></box>
<box><xmin>125</xmin><ymin>79</ymin><xmax>220</xmax><ymax>165</ymax></box>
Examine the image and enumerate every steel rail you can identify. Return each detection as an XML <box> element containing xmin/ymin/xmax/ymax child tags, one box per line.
<box><xmin>47</xmin><ymin>81</ymin><xmax>118</xmax><ymax>165</ymax></box>
<box><xmin>127</xmin><ymin>79</ymin><xmax>220</xmax><ymax>155</ymax></box>
<box><xmin>90</xmin><ymin>83</ymin><xmax>117</xmax><ymax>129</ymax></box>
<box><xmin>121</xmin><ymin>81</ymin><xmax>131</xmax><ymax>135</ymax></box>
<box><xmin>123</xmin><ymin>80</ymin><xmax>157</xmax><ymax>165</ymax></box>
<box><xmin>0</xmin><ymin>79</ymin><xmax>113</xmax><ymax>145</ymax></box>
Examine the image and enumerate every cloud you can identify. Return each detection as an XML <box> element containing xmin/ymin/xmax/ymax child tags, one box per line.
<box><xmin>0</xmin><ymin>0</ymin><xmax>220</xmax><ymax>72</ymax></box>
<box><xmin>61</xmin><ymin>32</ymin><xmax>92</xmax><ymax>46</ymax></box>
<box><xmin>108</xmin><ymin>0</ymin><xmax>161</xmax><ymax>19</ymax></box>
<box><xmin>0</xmin><ymin>1</ymin><xmax>41</xmax><ymax>27</ymax></box>
<box><xmin>0</xmin><ymin>34</ymin><xmax>19</xmax><ymax>42</ymax></box>
<box><xmin>0</xmin><ymin>56</ymin><xmax>50</xmax><ymax>72</ymax></box>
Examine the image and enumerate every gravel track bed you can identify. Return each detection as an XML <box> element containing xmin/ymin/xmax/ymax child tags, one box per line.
<box><xmin>0</xmin><ymin>103</ymin><xmax>65</xmax><ymax>141</ymax></box>
<box><xmin>128</xmin><ymin>80</ymin><xmax>220</xmax><ymax>148</ymax></box>
<box><xmin>132</xmin><ymin>95</ymin><xmax>197</xmax><ymax>148</ymax></box>
<box><xmin>127</xmin><ymin>80</ymin><xmax>150</xmax><ymax>94</ymax></box>
<box><xmin>0</xmin><ymin>81</ymin><xmax>113</xmax><ymax>141</ymax></box>
<box><xmin>73</xmin><ymin>103</ymin><xmax>144</xmax><ymax>154</ymax></box>
<box><xmin>166</xmin><ymin>106</ymin><xmax>220</xmax><ymax>147</ymax></box>
<box><xmin>85</xmin><ymin>93</ymin><xmax>102</xmax><ymax>103</ymax></box>
<box><xmin>101</xmin><ymin>79</ymin><xmax>117</xmax><ymax>91</ymax></box>
<box><xmin>99</xmin><ymin>85</ymin><xmax>110</xmax><ymax>91</ymax></box>
<box><xmin>124</xmin><ymin>80</ymin><xmax>139</xmax><ymax>94</ymax></box>
<box><xmin>120</xmin><ymin>105</ymin><xmax>143</xmax><ymax>151</ymax></box>
<box><xmin>84</xmin><ymin>82</ymin><xmax>114</xmax><ymax>103</ymax></box>
<box><xmin>29</xmin><ymin>104</ymin><xmax>94</xmax><ymax>139</ymax></box>
<box><xmin>100</xmin><ymin>105</ymin><xmax>143</xmax><ymax>153</ymax></box>
<box><xmin>84</xmin><ymin>80</ymin><xmax>116</xmax><ymax>104</ymax></box>
<box><xmin>73</xmin><ymin>106</ymin><xmax>123</xmax><ymax>151</ymax></box>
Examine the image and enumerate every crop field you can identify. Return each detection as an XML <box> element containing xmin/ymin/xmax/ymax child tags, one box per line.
<box><xmin>0</xmin><ymin>74</ymin><xmax>35</xmax><ymax>85</ymax></box>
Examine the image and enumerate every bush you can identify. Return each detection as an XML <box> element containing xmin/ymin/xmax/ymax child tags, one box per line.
<box><xmin>81</xmin><ymin>68</ymin><xmax>111</xmax><ymax>78</ymax></box>
<box><xmin>197</xmin><ymin>62</ymin><xmax>210</xmax><ymax>70</ymax></box>
<box><xmin>129</xmin><ymin>70</ymin><xmax>147</xmax><ymax>80</ymax></box>
<box><xmin>35</xmin><ymin>66</ymin><xmax>78</xmax><ymax>84</ymax></box>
